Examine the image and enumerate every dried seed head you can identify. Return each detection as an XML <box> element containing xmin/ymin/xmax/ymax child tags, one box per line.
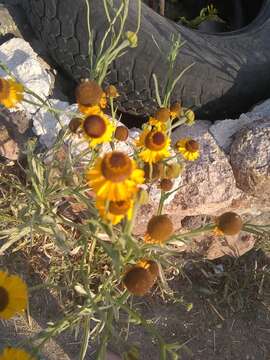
<box><xmin>146</xmin><ymin>214</ymin><xmax>173</xmax><ymax>243</ymax></box>
<box><xmin>216</xmin><ymin>212</ymin><xmax>243</xmax><ymax>236</ymax></box>
<box><xmin>69</xmin><ymin>117</ymin><xmax>82</xmax><ymax>133</ymax></box>
<box><xmin>160</xmin><ymin>178</ymin><xmax>173</xmax><ymax>192</ymax></box>
<box><xmin>115</xmin><ymin>126</ymin><xmax>129</xmax><ymax>141</ymax></box>
<box><xmin>75</xmin><ymin>80</ymin><xmax>103</xmax><ymax>106</ymax></box>
<box><xmin>101</xmin><ymin>152</ymin><xmax>132</xmax><ymax>182</ymax></box>
<box><xmin>154</xmin><ymin>107</ymin><xmax>171</xmax><ymax>122</ymax></box>
<box><xmin>105</xmin><ymin>85</ymin><xmax>119</xmax><ymax>98</ymax></box>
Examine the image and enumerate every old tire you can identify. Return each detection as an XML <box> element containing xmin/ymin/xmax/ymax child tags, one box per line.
<box><xmin>22</xmin><ymin>0</ymin><xmax>270</xmax><ymax>119</ymax></box>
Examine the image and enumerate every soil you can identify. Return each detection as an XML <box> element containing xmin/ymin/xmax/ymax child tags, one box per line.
<box><xmin>1</xmin><ymin>249</ymin><xmax>270</xmax><ymax>360</ymax></box>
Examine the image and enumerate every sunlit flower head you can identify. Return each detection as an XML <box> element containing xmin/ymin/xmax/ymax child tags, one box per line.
<box><xmin>0</xmin><ymin>271</ymin><xmax>28</xmax><ymax>320</ymax></box>
<box><xmin>144</xmin><ymin>214</ymin><xmax>173</xmax><ymax>244</ymax></box>
<box><xmin>136</xmin><ymin>129</ymin><xmax>171</xmax><ymax>164</ymax></box>
<box><xmin>123</xmin><ymin>260</ymin><xmax>158</xmax><ymax>296</ymax></box>
<box><xmin>176</xmin><ymin>138</ymin><xmax>200</xmax><ymax>161</ymax></box>
<box><xmin>82</xmin><ymin>112</ymin><xmax>115</xmax><ymax>148</ymax></box>
<box><xmin>86</xmin><ymin>151</ymin><xmax>144</xmax><ymax>201</ymax></box>
<box><xmin>96</xmin><ymin>198</ymin><xmax>134</xmax><ymax>225</ymax></box>
<box><xmin>0</xmin><ymin>348</ymin><xmax>35</xmax><ymax>360</ymax></box>
<box><xmin>215</xmin><ymin>212</ymin><xmax>243</xmax><ymax>236</ymax></box>
<box><xmin>0</xmin><ymin>78</ymin><xmax>23</xmax><ymax>109</ymax></box>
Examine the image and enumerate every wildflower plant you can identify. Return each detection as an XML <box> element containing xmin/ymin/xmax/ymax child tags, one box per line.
<box><xmin>0</xmin><ymin>1</ymin><xmax>268</xmax><ymax>360</ymax></box>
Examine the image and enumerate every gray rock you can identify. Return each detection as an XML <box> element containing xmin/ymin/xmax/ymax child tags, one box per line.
<box><xmin>230</xmin><ymin>118</ymin><xmax>270</xmax><ymax>199</ymax></box>
<box><xmin>210</xmin><ymin>98</ymin><xmax>270</xmax><ymax>152</ymax></box>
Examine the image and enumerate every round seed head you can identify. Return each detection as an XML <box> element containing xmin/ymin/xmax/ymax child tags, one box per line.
<box><xmin>154</xmin><ymin>107</ymin><xmax>171</xmax><ymax>122</ymax></box>
<box><xmin>147</xmin><ymin>214</ymin><xmax>173</xmax><ymax>243</ymax></box>
<box><xmin>216</xmin><ymin>212</ymin><xmax>243</xmax><ymax>235</ymax></box>
<box><xmin>123</xmin><ymin>267</ymin><xmax>155</xmax><ymax>296</ymax></box>
<box><xmin>160</xmin><ymin>178</ymin><xmax>173</xmax><ymax>192</ymax></box>
<box><xmin>75</xmin><ymin>80</ymin><xmax>103</xmax><ymax>106</ymax></box>
<box><xmin>69</xmin><ymin>117</ymin><xmax>82</xmax><ymax>133</ymax></box>
<box><xmin>115</xmin><ymin>126</ymin><xmax>129</xmax><ymax>141</ymax></box>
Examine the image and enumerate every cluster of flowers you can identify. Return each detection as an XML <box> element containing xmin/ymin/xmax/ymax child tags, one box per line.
<box><xmin>0</xmin><ymin>75</ymin><xmax>243</xmax><ymax>357</ymax></box>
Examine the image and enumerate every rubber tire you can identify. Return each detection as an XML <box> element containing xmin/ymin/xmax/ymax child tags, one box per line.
<box><xmin>22</xmin><ymin>0</ymin><xmax>270</xmax><ymax>119</ymax></box>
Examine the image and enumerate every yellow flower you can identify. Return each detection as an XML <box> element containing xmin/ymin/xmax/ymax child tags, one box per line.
<box><xmin>96</xmin><ymin>198</ymin><xmax>134</xmax><ymax>225</ymax></box>
<box><xmin>144</xmin><ymin>214</ymin><xmax>173</xmax><ymax>244</ymax></box>
<box><xmin>0</xmin><ymin>271</ymin><xmax>28</xmax><ymax>320</ymax></box>
<box><xmin>86</xmin><ymin>151</ymin><xmax>144</xmax><ymax>201</ymax></box>
<box><xmin>0</xmin><ymin>78</ymin><xmax>23</xmax><ymax>108</ymax></box>
<box><xmin>78</xmin><ymin>103</ymin><xmax>102</xmax><ymax>116</ymax></box>
<box><xmin>136</xmin><ymin>129</ymin><xmax>171</xmax><ymax>164</ymax></box>
<box><xmin>148</xmin><ymin>117</ymin><xmax>168</xmax><ymax>132</ymax></box>
<box><xmin>176</xmin><ymin>138</ymin><xmax>200</xmax><ymax>161</ymax></box>
<box><xmin>81</xmin><ymin>111</ymin><xmax>115</xmax><ymax>148</ymax></box>
<box><xmin>0</xmin><ymin>348</ymin><xmax>35</xmax><ymax>360</ymax></box>
<box><xmin>123</xmin><ymin>260</ymin><xmax>158</xmax><ymax>296</ymax></box>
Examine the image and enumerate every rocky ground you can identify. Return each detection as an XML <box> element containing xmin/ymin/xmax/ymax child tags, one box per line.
<box><xmin>0</xmin><ymin>2</ymin><xmax>270</xmax><ymax>360</ymax></box>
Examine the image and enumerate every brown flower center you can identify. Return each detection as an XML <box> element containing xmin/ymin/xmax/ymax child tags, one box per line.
<box><xmin>109</xmin><ymin>200</ymin><xmax>130</xmax><ymax>215</ymax></box>
<box><xmin>185</xmin><ymin>140</ymin><xmax>199</xmax><ymax>153</ymax></box>
<box><xmin>83</xmin><ymin>115</ymin><xmax>106</xmax><ymax>138</ymax></box>
<box><xmin>0</xmin><ymin>286</ymin><xmax>9</xmax><ymax>312</ymax></box>
<box><xmin>145</xmin><ymin>131</ymin><xmax>166</xmax><ymax>151</ymax></box>
<box><xmin>101</xmin><ymin>152</ymin><xmax>132</xmax><ymax>182</ymax></box>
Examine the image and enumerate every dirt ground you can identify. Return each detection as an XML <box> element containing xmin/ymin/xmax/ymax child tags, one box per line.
<box><xmin>1</xmin><ymin>249</ymin><xmax>270</xmax><ymax>360</ymax></box>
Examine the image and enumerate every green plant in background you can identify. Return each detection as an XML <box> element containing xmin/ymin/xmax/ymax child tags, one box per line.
<box><xmin>179</xmin><ymin>4</ymin><xmax>225</xmax><ymax>29</ymax></box>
